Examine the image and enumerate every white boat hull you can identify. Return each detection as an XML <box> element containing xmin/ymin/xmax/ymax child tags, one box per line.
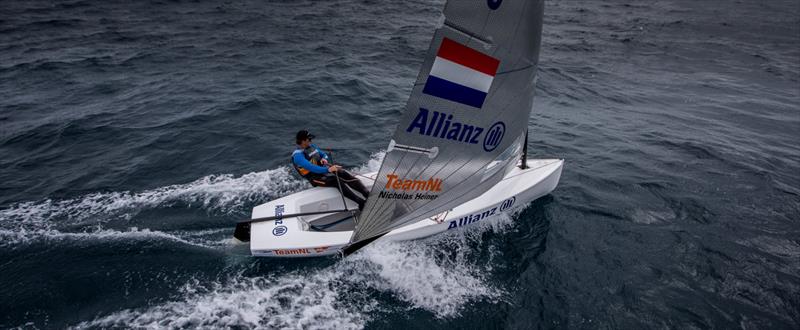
<box><xmin>248</xmin><ymin>159</ymin><xmax>563</xmax><ymax>257</ymax></box>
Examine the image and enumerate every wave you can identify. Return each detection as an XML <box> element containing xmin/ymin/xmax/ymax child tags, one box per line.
<box><xmin>0</xmin><ymin>152</ymin><xmax>386</xmax><ymax>248</ymax></box>
<box><xmin>0</xmin><ymin>167</ymin><xmax>303</xmax><ymax>223</ymax></box>
<box><xmin>72</xmin><ymin>211</ymin><xmax>515</xmax><ymax>329</ymax></box>
<box><xmin>7</xmin><ymin>149</ymin><xmax>521</xmax><ymax>328</ymax></box>
<box><xmin>354</xmin><ymin>151</ymin><xmax>385</xmax><ymax>174</ymax></box>
<box><xmin>0</xmin><ymin>226</ymin><xmax>214</xmax><ymax>249</ymax></box>
<box><xmin>71</xmin><ymin>269</ymin><xmax>370</xmax><ymax>329</ymax></box>
<box><xmin>0</xmin><ymin>167</ymin><xmax>304</xmax><ymax>248</ymax></box>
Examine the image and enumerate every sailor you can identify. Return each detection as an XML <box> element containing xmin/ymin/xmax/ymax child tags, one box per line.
<box><xmin>292</xmin><ymin>130</ymin><xmax>370</xmax><ymax>210</ymax></box>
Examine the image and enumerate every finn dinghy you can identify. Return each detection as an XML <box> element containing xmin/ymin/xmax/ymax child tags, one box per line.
<box><xmin>233</xmin><ymin>0</ymin><xmax>563</xmax><ymax>257</ymax></box>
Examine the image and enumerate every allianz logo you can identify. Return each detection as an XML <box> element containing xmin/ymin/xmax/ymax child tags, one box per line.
<box><xmin>406</xmin><ymin>108</ymin><xmax>505</xmax><ymax>152</ymax></box>
<box><xmin>447</xmin><ymin>197</ymin><xmax>515</xmax><ymax>230</ymax></box>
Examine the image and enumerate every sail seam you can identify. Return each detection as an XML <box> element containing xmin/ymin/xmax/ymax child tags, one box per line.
<box><xmin>443</xmin><ymin>20</ymin><xmax>492</xmax><ymax>45</ymax></box>
<box><xmin>496</xmin><ymin>64</ymin><xmax>534</xmax><ymax>76</ymax></box>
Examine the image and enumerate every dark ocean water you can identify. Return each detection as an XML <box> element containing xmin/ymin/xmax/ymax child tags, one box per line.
<box><xmin>1</xmin><ymin>0</ymin><xmax>798</xmax><ymax>328</ymax></box>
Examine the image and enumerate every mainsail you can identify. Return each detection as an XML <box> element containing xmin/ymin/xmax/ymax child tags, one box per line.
<box><xmin>352</xmin><ymin>0</ymin><xmax>545</xmax><ymax>243</ymax></box>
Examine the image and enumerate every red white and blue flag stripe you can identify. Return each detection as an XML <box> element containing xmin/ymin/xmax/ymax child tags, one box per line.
<box><xmin>423</xmin><ymin>38</ymin><xmax>500</xmax><ymax>108</ymax></box>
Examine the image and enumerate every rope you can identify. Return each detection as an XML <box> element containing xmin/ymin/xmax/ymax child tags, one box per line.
<box><xmin>327</xmin><ymin>149</ymin><xmax>350</xmax><ymax>212</ymax></box>
<box><xmin>355</xmin><ymin>173</ymin><xmax>376</xmax><ymax>181</ymax></box>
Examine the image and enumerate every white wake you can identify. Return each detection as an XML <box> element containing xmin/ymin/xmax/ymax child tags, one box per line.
<box><xmin>72</xmin><ymin>215</ymin><xmax>514</xmax><ymax>329</ymax></box>
<box><xmin>0</xmin><ymin>152</ymin><xmax>386</xmax><ymax>248</ymax></box>
<box><xmin>5</xmin><ymin>150</ymin><xmax>521</xmax><ymax>328</ymax></box>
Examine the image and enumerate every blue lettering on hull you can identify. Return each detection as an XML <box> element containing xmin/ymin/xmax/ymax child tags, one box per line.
<box><xmin>273</xmin><ymin>205</ymin><xmax>286</xmax><ymax>235</ymax></box>
<box><xmin>447</xmin><ymin>197</ymin><xmax>515</xmax><ymax>230</ymax></box>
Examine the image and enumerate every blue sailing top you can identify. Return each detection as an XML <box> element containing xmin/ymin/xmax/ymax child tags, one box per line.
<box><xmin>291</xmin><ymin>144</ymin><xmax>330</xmax><ymax>175</ymax></box>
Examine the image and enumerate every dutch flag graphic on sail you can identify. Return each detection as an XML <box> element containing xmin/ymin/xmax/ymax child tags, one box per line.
<box><xmin>423</xmin><ymin>38</ymin><xmax>500</xmax><ymax>108</ymax></box>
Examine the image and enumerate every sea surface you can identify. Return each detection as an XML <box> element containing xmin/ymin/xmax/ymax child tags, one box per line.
<box><xmin>1</xmin><ymin>0</ymin><xmax>798</xmax><ymax>328</ymax></box>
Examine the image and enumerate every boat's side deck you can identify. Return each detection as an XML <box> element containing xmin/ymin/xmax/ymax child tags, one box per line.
<box><xmin>307</xmin><ymin>211</ymin><xmax>357</xmax><ymax>232</ymax></box>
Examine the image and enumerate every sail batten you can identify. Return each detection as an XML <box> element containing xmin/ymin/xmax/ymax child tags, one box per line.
<box><xmin>352</xmin><ymin>0</ymin><xmax>545</xmax><ymax>243</ymax></box>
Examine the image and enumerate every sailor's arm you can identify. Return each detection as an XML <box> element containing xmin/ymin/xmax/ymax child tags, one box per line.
<box><xmin>292</xmin><ymin>152</ymin><xmax>329</xmax><ymax>174</ymax></box>
<box><xmin>313</xmin><ymin>144</ymin><xmax>331</xmax><ymax>164</ymax></box>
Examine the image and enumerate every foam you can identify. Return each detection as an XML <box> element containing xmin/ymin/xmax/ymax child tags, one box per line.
<box><xmin>0</xmin><ymin>166</ymin><xmax>304</xmax><ymax>224</ymax></box>
<box><xmin>0</xmin><ymin>152</ymin><xmax>387</xmax><ymax>245</ymax></box>
<box><xmin>349</xmin><ymin>240</ymin><xmax>503</xmax><ymax>318</ymax></box>
<box><xmin>14</xmin><ymin>150</ymin><xmax>517</xmax><ymax>327</ymax></box>
<box><xmin>72</xmin><ymin>205</ymin><xmax>518</xmax><ymax>329</ymax></box>
<box><xmin>71</xmin><ymin>272</ymin><xmax>370</xmax><ymax>330</ymax></box>
<box><xmin>0</xmin><ymin>226</ymin><xmax>213</xmax><ymax>249</ymax></box>
<box><xmin>354</xmin><ymin>150</ymin><xmax>386</xmax><ymax>174</ymax></box>
<box><xmin>0</xmin><ymin>167</ymin><xmax>305</xmax><ymax>247</ymax></box>
<box><xmin>73</xmin><ymin>244</ymin><xmax>493</xmax><ymax>328</ymax></box>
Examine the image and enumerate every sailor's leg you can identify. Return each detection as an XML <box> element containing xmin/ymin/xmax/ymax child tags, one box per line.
<box><xmin>337</xmin><ymin>170</ymin><xmax>370</xmax><ymax>197</ymax></box>
<box><xmin>341</xmin><ymin>183</ymin><xmax>366</xmax><ymax>210</ymax></box>
<box><xmin>323</xmin><ymin>174</ymin><xmax>366</xmax><ymax>210</ymax></box>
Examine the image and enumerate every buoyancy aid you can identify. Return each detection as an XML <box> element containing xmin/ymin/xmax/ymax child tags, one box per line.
<box><xmin>292</xmin><ymin>145</ymin><xmax>327</xmax><ymax>180</ymax></box>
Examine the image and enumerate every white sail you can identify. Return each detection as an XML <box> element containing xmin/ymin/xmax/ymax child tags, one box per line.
<box><xmin>352</xmin><ymin>0</ymin><xmax>545</xmax><ymax>243</ymax></box>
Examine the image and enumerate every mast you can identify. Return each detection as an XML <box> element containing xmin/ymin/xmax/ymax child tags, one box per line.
<box><xmin>520</xmin><ymin>129</ymin><xmax>529</xmax><ymax>169</ymax></box>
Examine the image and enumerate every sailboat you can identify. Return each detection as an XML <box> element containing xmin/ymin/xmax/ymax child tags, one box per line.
<box><xmin>233</xmin><ymin>0</ymin><xmax>563</xmax><ymax>257</ymax></box>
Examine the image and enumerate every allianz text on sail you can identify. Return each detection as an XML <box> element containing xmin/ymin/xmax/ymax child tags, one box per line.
<box><xmin>406</xmin><ymin>108</ymin><xmax>504</xmax><ymax>152</ymax></box>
